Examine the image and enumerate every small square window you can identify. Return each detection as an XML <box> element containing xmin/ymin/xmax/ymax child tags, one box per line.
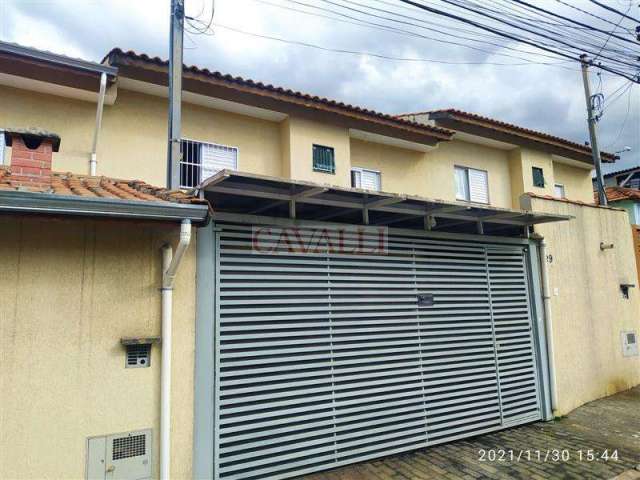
<box><xmin>532</xmin><ymin>167</ymin><xmax>545</xmax><ymax>188</ymax></box>
<box><xmin>313</xmin><ymin>145</ymin><xmax>335</xmax><ymax>174</ymax></box>
<box><xmin>554</xmin><ymin>183</ymin><xmax>565</xmax><ymax>198</ymax></box>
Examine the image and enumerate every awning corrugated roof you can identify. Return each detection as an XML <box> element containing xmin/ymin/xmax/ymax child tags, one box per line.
<box><xmin>201</xmin><ymin>170</ymin><xmax>570</xmax><ymax>236</ymax></box>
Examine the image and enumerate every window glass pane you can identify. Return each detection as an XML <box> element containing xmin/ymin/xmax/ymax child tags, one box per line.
<box><xmin>455</xmin><ymin>167</ymin><xmax>469</xmax><ymax>201</ymax></box>
<box><xmin>468</xmin><ymin>168</ymin><xmax>489</xmax><ymax>204</ymax></box>
<box><xmin>635</xmin><ymin>204</ymin><xmax>640</xmax><ymax>224</ymax></box>
<box><xmin>554</xmin><ymin>184</ymin><xmax>565</xmax><ymax>198</ymax></box>
<box><xmin>351</xmin><ymin>169</ymin><xmax>362</xmax><ymax>188</ymax></box>
<box><xmin>532</xmin><ymin>167</ymin><xmax>545</xmax><ymax>188</ymax></box>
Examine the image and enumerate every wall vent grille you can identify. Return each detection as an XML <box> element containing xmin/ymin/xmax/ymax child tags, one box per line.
<box><xmin>112</xmin><ymin>434</ymin><xmax>146</xmax><ymax>460</ymax></box>
<box><xmin>126</xmin><ymin>344</ymin><xmax>151</xmax><ymax>368</ymax></box>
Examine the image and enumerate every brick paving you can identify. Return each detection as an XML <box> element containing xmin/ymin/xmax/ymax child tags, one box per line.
<box><xmin>298</xmin><ymin>387</ymin><xmax>640</xmax><ymax>480</ymax></box>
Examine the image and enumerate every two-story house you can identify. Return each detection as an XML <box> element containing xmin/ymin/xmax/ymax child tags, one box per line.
<box><xmin>1</xmin><ymin>42</ymin><xmax>638</xmax><ymax>480</ymax></box>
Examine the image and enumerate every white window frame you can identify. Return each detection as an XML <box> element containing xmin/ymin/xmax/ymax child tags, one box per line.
<box><xmin>554</xmin><ymin>183</ymin><xmax>566</xmax><ymax>198</ymax></box>
<box><xmin>180</xmin><ymin>137</ymin><xmax>239</xmax><ymax>188</ymax></box>
<box><xmin>454</xmin><ymin>165</ymin><xmax>490</xmax><ymax>204</ymax></box>
<box><xmin>351</xmin><ymin>167</ymin><xmax>382</xmax><ymax>191</ymax></box>
<box><xmin>635</xmin><ymin>204</ymin><xmax>640</xmax><ymax>224</ymax></box>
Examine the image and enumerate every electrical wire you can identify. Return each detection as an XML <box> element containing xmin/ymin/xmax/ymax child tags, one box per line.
<box><xmin>589</xmin><ymin>0</ymin><xmax>640</xmax><ymax>23</ymax></box>
<box><xmin>395</xmin><ymin>0</ymin><xmax>640</xmax><ymax>83</ymax></box>
<box><xmin>604</xmin><ymin>84</ymin><xmax>636</xmax><ymax>149</ymax></box>
<box><xmin>213</xmin><ymin>22</ymin><xmax>572</xmax><ymax>66</ymax></box>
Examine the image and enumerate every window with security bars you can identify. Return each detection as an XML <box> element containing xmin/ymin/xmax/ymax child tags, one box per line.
<box><xmin>312</xmin><ymin>144</ymin><xmax>335</xmax><ymax>174</ymax></box>
<box><xmin>532</xmin><ymin>167</ymin><xmax>545</xmax><ymax>188</ymax></box>
<box><xmin>112</xmin><ymin>434</ymin><xmax>146</xmax><ymax>460</ymax></box>
<box><xmin>180</xmin><ymin>139</ymin><xmax>238</xmax><ymax>188</ymax></box>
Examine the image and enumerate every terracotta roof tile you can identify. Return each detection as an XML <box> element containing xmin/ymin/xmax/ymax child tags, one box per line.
<box><xmin>102</xmin><ymin>48</ymin><xmax>453</xmax><ymax>143</ymax></box>
<box><xmin>525</xmin><ymin>191</ymin><xmax>624</xmax><ymax>211</ymax></box>
<box><xmin>597</xmin><ymin>186</ymin><xmax>640</xmax><ymax>203</ymax></box>
<box><xmin>0</xmin><ymin>166</ymin><xmax>207</xmax><ymax>206</ymax></box>
<box><xmin>399</xmin><ymin>109</ymin><xmax>617</xmax><ymax>162</ymax></box>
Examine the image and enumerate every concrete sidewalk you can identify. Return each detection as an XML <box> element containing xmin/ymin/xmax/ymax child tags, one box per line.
<box><xmin>298</xmin><ymin>387</ymin><xmax>640</xmax><ymax>480</ymax></box>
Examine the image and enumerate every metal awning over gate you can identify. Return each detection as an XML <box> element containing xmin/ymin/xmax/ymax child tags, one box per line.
<box><xmin>201</xmin><ymin>170</ymin><xmax>570</xmax><ymax>236</ymax></box>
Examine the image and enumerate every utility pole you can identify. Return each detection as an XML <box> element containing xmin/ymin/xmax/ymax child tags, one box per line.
<box><xmin>580</xmin><ymin>54</ymin><xmax>607</xmax><ymax>206</ymax></box>
<box><xmin>167</xmin><ymin>0</ymin><xmax>184</xmax><ymax>190</ymax></box>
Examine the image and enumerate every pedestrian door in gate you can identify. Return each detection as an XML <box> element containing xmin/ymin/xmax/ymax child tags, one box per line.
<box><xmin>212</xmin><ymin>223</ymin><xmax>542</xmax><ymax>480</ymax></box>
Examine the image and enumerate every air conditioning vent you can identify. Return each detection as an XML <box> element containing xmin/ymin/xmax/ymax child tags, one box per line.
<box><xmin>126</xmin><ymin>344</ymin><xmax>151</xmax><ymax>368</ymax></box>
<box><xmin>113</xmin><ymin>434</ymin><xmax>146</xmax><ymax>460</ymax></box>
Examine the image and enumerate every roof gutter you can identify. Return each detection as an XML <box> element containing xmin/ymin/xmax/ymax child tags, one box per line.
<box><xmin>0</xmin><ymin>190</ymin><xmax>209</xmax><ymax>224</ymax></box>
<box><xmin>0</xmin><ymin>40</ymin><xmax>118</xmax><ymax>77</ymax></box>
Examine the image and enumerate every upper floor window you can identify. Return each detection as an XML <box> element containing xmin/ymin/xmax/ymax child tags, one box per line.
<box><xmin>312</xmin><ymin>144</ymin><xmax>335</xmax><ymax>174</ymax></box>
<box><xmin>455</xmin><ymin>166</ymin><xmax>489</xmax><ymax>204</ymax></box>
<box><xmin>351</xmin><ymin>167</ymin><xmax>381</xmax><ymax>191</ymax></box>
<box><xmin>554</xmin><ymin>183</ymin><xmax>566</xmax><ymax>198</ymax></box>
<box><xmin>180</xmin><ymin>139</ymin><xmax>238</xmax><ymax>188</ymax></box>
<box><xmin>532</xmin><ymin>167</ymin><xmax>545</xmax><ymax>188</ymax></box>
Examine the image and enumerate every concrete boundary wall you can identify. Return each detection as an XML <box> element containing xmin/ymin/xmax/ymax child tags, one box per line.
<box><xmin>522</xmin><ymin>195</ymin><xmax>640</xmax><ymax>415</ymax></box>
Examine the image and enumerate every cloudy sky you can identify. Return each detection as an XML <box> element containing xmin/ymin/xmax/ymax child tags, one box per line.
<box><xmin>1</xmin><ymin>0</ymin><xmax>638</xmax><ymax>172</ymax></box>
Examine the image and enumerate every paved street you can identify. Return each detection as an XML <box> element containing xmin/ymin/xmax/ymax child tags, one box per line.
<box><xmin>299</xmin><ymin>387</ymin><xmax>640</xmax><ymax>480</ymax></box>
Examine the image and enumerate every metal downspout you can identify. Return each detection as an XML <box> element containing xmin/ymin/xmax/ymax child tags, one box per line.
<box><xmin>90</xmin><ymin>72</ymin><xmax>107</xmax><ymax>176</ymax></box>
<box><xmin>161</xmin><ymin>219</ymin><xmax>191</xmax><ymax>480</ymax></box>
<box><xmin>537</xmin><ymin>237</ymin><xmax>558</xmax><ymax>413</ymax></box>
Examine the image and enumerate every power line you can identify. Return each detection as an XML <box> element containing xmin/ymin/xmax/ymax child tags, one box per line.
<box><xmin>213</xmin><ymin>22</ymin><xmax>572</xmax><ymax>66</ymax></box>
<box><xmin>272</xmin><ymin>0</ymin><xmax>571</xmax><ymax>63</ymax></box>
<box><xmin>604</xmin><ymin>83</ymin><xmax>635</xmax><ymax>149</ymax></box>
<box><xmin>553</xmin><ymin>0</ymin><xmax>634</xmax><ymax>34</ymax></box>
<box><xmin>395</xmin><ymin>0</ymin><xmax>639</xmax><ymax>83</ymax></box>
<box><xmin>509</xmin><ymin>0</ymin><xmax>638</xmax><ymax>45</ymax></box>
<box><xmin>589</xmin><ymin>0</ymin><xmax>640</xmax><ymax>23</ymax></box>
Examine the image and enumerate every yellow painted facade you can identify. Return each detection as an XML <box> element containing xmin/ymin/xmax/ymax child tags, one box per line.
<box><xmin>0</xmin><ymin>83</ymin><xmax>594</xmax><ymax>207</ymax></box>
<box><xmin>527</xmin><ymin>196</ymin><xmax>640</xmax><ymax>415</ymax></box>
<box><xmin>0</xmin><ymin>217</ymin><xmax>196</xmax><ymax>480</ymax></box>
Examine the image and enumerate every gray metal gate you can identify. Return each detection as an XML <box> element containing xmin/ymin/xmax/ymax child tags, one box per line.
<box><xmin>213</xmin><ymin>223</ymin><xmax>542</xmax><ymax>480</ymax></box>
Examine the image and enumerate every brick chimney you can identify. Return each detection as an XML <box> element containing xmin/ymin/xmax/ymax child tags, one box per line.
<box><xmin>4</xmin><ymin>128</ymin><xmax>61</xmax><ymax>190</ymax></box>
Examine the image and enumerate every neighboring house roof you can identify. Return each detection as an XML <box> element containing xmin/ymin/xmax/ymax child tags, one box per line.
<box><xmin>0</xmin><ymin>40</ymin><xmax>117</xmax><ymax>93</ymax></box>
<box><xmin>0</xmin><ymin>167</ymin><xmax>210</xmax><ymax>223</ymax></box>
<box><xmin>603</xmin><ymin>165</ymin><xmax>640</xmax><ymax>178</ymax></box>
<box><xmin>102</xmin><ymin>48</ymin><xmax>453</xmax><ymax>147</ymax></box>
<box><xmin>398</xmin><ymin>109</ymin><xmax>617</xmax><ymax>164</ymax></box>
<box><xmin>597</xmin><ymin>186</ymin><xmax>640</xmax><ymax>203</ymax></box>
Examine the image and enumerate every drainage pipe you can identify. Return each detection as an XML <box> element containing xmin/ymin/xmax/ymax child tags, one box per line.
<box><xmin>538</xmin><ymin>237</ymin><xmax>558</xmax><ymax>413</ymax></box>
<box><xmin>89</xmin><ymin>72</ymin><xmax>107</xmax><ymax>176</ymax></box>
<box><xmin>160</xmin><ymin>219</ymin><xmax>191</xmax><ymax>480</ymax></box>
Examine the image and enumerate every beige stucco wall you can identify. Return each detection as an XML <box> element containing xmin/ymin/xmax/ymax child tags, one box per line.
<box><xmin>0</xmin><ymin>216</ymin><xmax>196</xmax><ymax>480</ymax></box>
<box><xmin>285</xmin><ymin>116</ymin><xmax>351</xmax><ymax>188</ymax></box>
<box><xmin>349</xmin><ymin>138</ymin><xmax>513</xmax><ymax>208</ymax></box>
<box><xmin>0</xmin><ymin>85</ymin><xmax>282</xmax><ymax>185</ymax></box>
<box><xmin>528</xmin><ymin>197</ymin><xmax>640</xmax><ymax>415</ymax></box>
<box><xmin>0</xmin><ymin>83</ymin><xmax>594</xmax><ymax>207</ymax></box>
<box><xmin>552</xmin><ymin>161</ymin><xmax>594</xmax><ymax>204</ymax></box>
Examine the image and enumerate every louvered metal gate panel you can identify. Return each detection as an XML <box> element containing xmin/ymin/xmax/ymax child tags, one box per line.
<box><xmin>214</xmin><ymin>223</ymin><xmax>541</xmax><ymax>480</ymax></box>
<box><xmin>415</xmin><ymin>237</ymin><xmax>502</xmax><ymax>444</ymax></box>
<box><xmin>487</xmin><ymin>248</ymin><xmax>541</xmax><ymax>426</ymax></box>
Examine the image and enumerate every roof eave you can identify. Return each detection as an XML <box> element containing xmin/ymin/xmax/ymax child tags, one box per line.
<box><xmin>0</xmin><ymin>190</ymin><xmax>210</xmax><ymax>225</ymax></box>
<box><xmin>106</xmin><ymin>49</ymin><xmax>452</xmax><ymax>147</ymax></box>
<box><xmin>430</xmin><ymin>113</ymin><xmax>614</xmax><ymax>164</ymax></box>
